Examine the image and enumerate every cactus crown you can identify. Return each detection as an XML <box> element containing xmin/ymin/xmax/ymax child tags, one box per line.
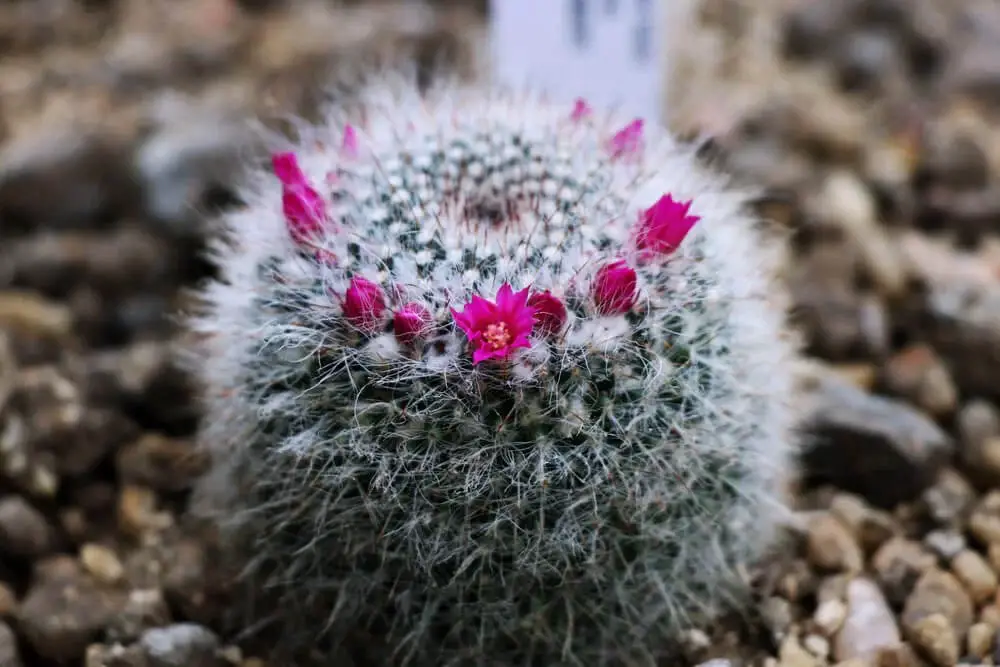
<box><xmin>187</xmin><ymin>75</ymin><xmax>799</xmax><ymax>666</ymax></box>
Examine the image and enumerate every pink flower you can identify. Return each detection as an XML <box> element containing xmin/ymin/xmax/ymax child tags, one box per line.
<box><xmin>271</xmin><ymin>152</ymin><xmax>328</xmax><ymax>243</ymax></box>
<box><xmin>591</xmin><ymin>260</ymin><xmax>638</xmax><ymax>315</ymax></box>
<box><xmin>635</xmin><ymin>194</ymin><xmax>700</xmax><ymax>257</ymax></box>
<box><xmin>342</xmin><ymin>276</ymin><xmax>386</xmax><ymax>333</ymax></box>
<box><xmin>608</xmin><ymin>118</ymin><xmax>644</xmax><ymax>159</ymax></box>
<box><xmin>451</xmin><ymin>284</ymin><xmax>537</xmax><ymax>365</ymax></box>
<box><xmin>570</xmin><ymin>98</ymin><xmax>593</xmax><ymax>122</ymax></box>
<box><xmin>341</xmin><ymin>125</ymin><xmax>359</xmax><ymax>158</ymax></box>
<box><xmin>527</xmin><ymin>290</ymin><xmax>567</xmax><ymax>336</ymax></box>
<box><xmin>393</xmin><ymin>302</ymin><xmax>432</xmax><ymax>345</ymax></box>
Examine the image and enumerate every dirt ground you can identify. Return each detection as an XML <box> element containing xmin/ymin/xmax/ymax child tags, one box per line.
<box><xmin>3</xmin><ymin>0</ymin><xmax>1000</xmax><ymax>665</ymax></box>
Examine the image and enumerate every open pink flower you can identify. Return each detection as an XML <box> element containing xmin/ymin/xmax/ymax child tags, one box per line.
<box><xmin>527</xmin><ymin>290</ymin><xmax>567</xmax><ymax>336</ymax></box>
<box><xmin>342</xmin><ymin>276</ymin><xmax>386</xmax><ymax>333</ymax></box>
<box><xmin>591</xmin><ymin>260</ymin><xmax>638</xmax><ymax>315</ymax></box>
<box><xmin>272</xmin><ymin>152</ymin><xmax>328</xmax><ymax>243</ymax></box>
<box><xmin>570</xmin><ymin>98</ymin><xmax>593</xmax><ymax>122</ymax></box>
<box><xmin>635</xmin><ymin>194</ymin><xmax>700</xmax><ymax>257</ymax></box>
<box><xmin>451</xmin><ymin>284</ymin><xmax>537</xmax><ymax>365</ymax></box>
<box><xmin>393</xmin><ymin>302</ymin><xmax>432</xmax><ymax>345</ymax></box>
<box><xmin>608</xmin><ymin>118</ymin><xmax>644</xmax><ymax>159</ymax></box>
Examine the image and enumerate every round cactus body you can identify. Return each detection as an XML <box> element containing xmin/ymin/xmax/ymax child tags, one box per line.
<box><xmin>186</xmin><ymin>78</ymin><xmax>799</xmax><ymax>667</ymax></box>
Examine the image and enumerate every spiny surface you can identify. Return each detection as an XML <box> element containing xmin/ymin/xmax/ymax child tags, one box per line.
<box><xmin>187</xmin><ymin>78</ymin><xmax>799</xmax><ymax>667</ymax></box>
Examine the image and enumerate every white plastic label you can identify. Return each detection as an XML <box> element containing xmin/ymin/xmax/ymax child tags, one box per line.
<box><xmin>489</xmin><ymin>0</ymin><xmax>672</xmax><ymax>123</ymax></box>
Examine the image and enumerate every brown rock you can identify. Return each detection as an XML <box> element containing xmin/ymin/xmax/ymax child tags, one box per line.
<box><xmin>117</xmin><ymin>434</ymin><xmax>208</xmax><ymax>493</ymax></box>
<box><xmin>901</xmin><ymin>569</ymin><xmax>975</xmax><ymax>641</ymax></box>
<box><xmin>80</xmin><ymin>544</ymin><xmax>125</xmax><ymax>585</ymax></box>
<box><xmin>958</xmin><ymin>400</ymin><xmax>1000</xmax><ymax>488</ymax></box>
<box><xmin>779</xmin><ymin>633</ymin><xmax>822</xmax><ymax>667</ymax></box>
<box><xmin>808</xmin><ymin>513</ymin><xmax>864</xmax><ymax>572</ymax></box>
<box><xmin>118</xmin><ymin>485</ymin><xmax>172</xmax><ymax>538</ymax></box>
<box><xmin>0</xmin><ymin>620</ymin><xmax>22</xmax><ymax>667</ymax></box>
<box><xmin>18</xmin><ymin>557</ymin><xmax>127</xmax><ymax>661</ymax></box>
<box><xmin>107</xmin><ymin>588</ymin><xmax>172</xmax><ymax>644</ymax></box>
<box><xmin>880</xmin><ymin>344</ymin><xmax>957</xmax><ymax>418</ymax></box>
<box><xmin>833</xmin><ymin>578</ymin><xmax>901</xmax><ymax>662</ymax></box>
<box><xmin>799</xmin><ymin>364</ymin><xmax>953</xmax><ymax>508</ymax></box>
<box><xmin>830</xmin><ymin>493</ymin><xmax>899</xmax><ymax>553</ymax></box>
<box><xmin>951</xmin><ymin>549</ymin><xmax>998</xmax><ymax>604</ymax></box>
<box><xmin>872</xmin><ymin>538</ymin><xmax>937</xmax><ymax>606</ymax></box>
<box><xmin>0</xmin><ymin>496</ymin><xmax>54</xmax><ymax>558</ymax></box>
<box><xmin>969</xmin><ymin>491</ymin><xmax>1000</xmax><ymax>545</ymax></box>
<box><xmin>907</xmin><ymin>613</ymin><xmax>958</xmax><ymax>667</ymax></box>
<box><xmin>967</xmin><ymin>621</ymin><xmax>995</xmax><ymax>658</ymax></box>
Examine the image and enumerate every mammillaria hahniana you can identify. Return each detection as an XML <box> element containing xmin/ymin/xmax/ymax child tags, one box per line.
<box><xmin>184</xmin><ymin>76</ymin><xmax>800</xmax><ymax>666</ymax></box>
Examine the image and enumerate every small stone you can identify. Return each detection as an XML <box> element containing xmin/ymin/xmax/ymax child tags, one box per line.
<box><xmin>833</xmin><ymin>578</ymin><xmax>901</xmax><ymax>662</ymax></box>
<box><xmin>967</xmin><ymin>622</ymin><xmax>995</xmax><ymax>658</ymax></box>
<box><xmin>800</xmin><ymin>364</ymin><xmax>953</xmax><ymax>508</ymax></box>
<box><xmin>980</xmin><ymin>604</ymin><xmax>1000</xmax><ymax>629</ymax></box>
<box><xmin>902</xmin><ymin>569</ymin><xmax>975</xmax><ymax>642</ymax></box>
<box><xmin>872</xmin><ymin>538</ymin><xmax>937</xmax><ymax>606</ymax></box>
<box><xmin>107</xmin><ymin>588</ymin><xmax>172</xmax><ymax>644</ymax></box>
<box><xmin>140</xmin><ymin>623</ymin><xmax>220</xmax><ymax>667</ymax></box>
<box><xmin>0</xmin><ymin>496</ymin><xmax>54</xmax><ymax>558</ymax></box>
<box><xmin>80</xmin><ymin>544</ymin><xmax>125</xmax><ymax>584</ymax></box>
<box><xmin>830</xmin><ymin>492</ymin><xmax>899</xmax><ymax>553</ymax></box>
<box><xmin>881</xmin><ymin>344</ymin><xmax>958</xmax><ymax>418</ymax></box>
<box><xmin>923</xmin><ymin>469</ymin><xmax>976</xmax><ymax>525</ymax></box>
<box><xmin>761</xmin><ymin>596</ymin><xmax>795</xmax><ymax>642</ymax></box>
<box><xmin>118</xmin><ymin>485</ymin><xmax>172</xmax><ymax>537</ymax></box>
<box><xmin>116</xmin><ymin>433</ymin><xmax>208</xmax><ymax>493</ymax></box>
<box><xmin>951</xmin><ymin>549</ymin><xmax>998</xmax><ymax>604</ymax></box>
<box><xmin>0</xmin><ymin>620</ymin><xmax>21</xmax><ymax>667</ymax></box>
<box><xmin>873</xmin><ymin>643</ymin><xmax>921</xmax><ymax>667</ymax></box>
<box><xmin>924</xmin><ymin>529</ymin><xmax>967</xmax><ymax>562</ymax></box>
<box><xmin>803</xmin><ymin>634</ymin><xmax>830</xmax><ymax>660</ymax></box>
<box><xmin>814</xmin><ymin>598</ymin><xmax>848</xmax><ymax>637</ymax></box>
<box><xmin>958</xmin><ymin>400</ymin><xmax>1000</xmax><ymax>488</ymax></box>
<box><xmin>779</xmin><ymin>633</ymin><xmax>822</xmax><ymax>667</ymax></box>
<box><xmin>807</xmin><ymin>513</ymin><xmax>864</xmax><ymax>572</ymax></box>
<box><xmin>969</xmin><ymin>491</ymin><xmax>1000</xmax><ymax>545</ymax></box>
<box><xmin>908</xmin><ymin>613</ymin><xmax>958</xmax><ymax>666</ymax></box>
<box><xmin>694</xmin><ymin>661</ymin><xmax>735</xmax><ymax>667</ymax></box>
<box><xmin>17</xmin><ymin>558</ymin><xmax>127</xmax><ymax>661</ymax></box>
<box><xmin>776</xmin><ymin>559</ymin><xmax>819</xmax><ymax>602</ymax></box>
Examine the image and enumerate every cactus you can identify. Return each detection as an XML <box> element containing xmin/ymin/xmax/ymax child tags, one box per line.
<box><xmin>184</xmin><ymin>76</ymin><xmax>800</xmax><ymax>667</ymax></box>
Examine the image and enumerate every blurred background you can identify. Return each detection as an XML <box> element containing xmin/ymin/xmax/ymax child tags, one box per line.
<box><xmin>2</xmin><ymin>0</ymin><xmax>1000</xmax><ymax>665</ymax></box>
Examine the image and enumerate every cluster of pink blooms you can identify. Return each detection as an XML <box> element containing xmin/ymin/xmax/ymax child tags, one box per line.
<box><xmin>273</xmin><ymin>101</ymin><xmax>701</xmax><ymax>365</ymax></box>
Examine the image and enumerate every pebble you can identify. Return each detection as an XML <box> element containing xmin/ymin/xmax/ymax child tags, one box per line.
<box><xmin>967</xmin><ymin>622</ymin><xmax>995</xmax><ymax>658</ymax></box>
<box><xmin>80</xmin><ymin>543</ymin><xmax>125</xmax><ymax>584</ymax></box>
<box><xmin>140</xmin><ymin>623</ymin><xmax>220</xmax><ymax>667</ymax></box>
<box><xmin>872</xmin><ymin>538</ymin><xmax>937</xmax><ymax>606</ymax></box>
<box><xmin>799</xmin><ymin>364</ymin><xmax>953</xmax><ymax>508</ymax></box>
<box><xmin>814</xmin><ymin>598</ymin><xmax>848</xmax><ymax>637</ymax></box>
<box><xmin>908</xmin><ymin>613</ymin><xmax>958</xmax><ymax>666</ymax></box>
<box><xmin>902</xmin><ymin>569</ymin><xmax>975</xmax><ymax>642</ymax></box>
<box><xmin>969</xmin><ymin>491</ymin><xmax>1000</xmax><ymax>545</ymax></box>
<box><xmin>0</xmin><ymin>496</ymin><xmax>54</xmax><ymax>558</ymax></box>
<box><xmin>118</xmin><ymin>485</ymin><xmax>172</xmax><ymax>537</ymax></box>
<box><xmin>924</xmin><ymin>529</ymin><xmax>966</xmax><ymax>562</ymax></box>
<box><xmin>829</xmin><ymin>492</ymin><xmax>899</xmax><ymax>553</ymax></box>
<box><xmin>958</xmin><ymin>400</ymin><xmax>1000</xmax><ymax>488</ymax></box>
<box><xmin>116</xmin><ymin>433</ymin><xmax>208</xmax><ymax>493</ymax></box>
<box><xmin>106</xmin><ymin>589</ymin><xmax>172</xmax><ymax>644</ymax></box>
<box><xmin>802</xmin><ymin>634</ymin><xmax>829</xmax><ymax>660</ymax></box>
<box><xmin>17</xmin><ymin>557</ymin><xmax>127</xmax><ymax>661</ymax></box>
<box><xmin>923</xmin><ymin>469</ymin><xmax>976</xmax><ymax>525</ymax></box>
<box><xmin>0</xmin><ymin>620</ymin><xmax>22</xmax><ymax>667</ymax></box>
<box><xmin>951</xmin><ymin>549</ymin><xmax>999</xmax><ymax>604</ymax></box>
<box><xmin>833</xmin><ymin>578</ymin><xmax>901</xmax><ymax>662</ymax></box>
<box><xmin>807</xmin><ymin>513</ymin><xmax>864</xmax><ymax>572</ymax></box>
<box><xmin>881</xmin><ymin>344</ymin><xmax>958</xmax><ymax>418</ymax></box>
<box><xmin>778</xmin><ymin>634</ymin><xmax>822</xmax><ymax>667</ymax></box>
<box><xmin>761</xmin><ymin>596</ymin><xmax>795</xmax><ymax>642</ymax></box>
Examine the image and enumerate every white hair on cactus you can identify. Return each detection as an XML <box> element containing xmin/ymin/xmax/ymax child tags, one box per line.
<box><xmin>183</xmin><ymin>71</ymin><xmax>800</xmax><ymax>667</ymax></box>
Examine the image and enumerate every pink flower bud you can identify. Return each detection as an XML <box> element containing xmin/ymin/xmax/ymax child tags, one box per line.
<box><xmin>608</xmin><ymin>118</ymin><xmax>644</xmax><ymax>159</ymax></box>
<box><xmin>570</xmin><ymin>98</ymin><xmax>593</xmax><ymax>122</ymax></box>
<box><xmin>342</xmin><ymin>276</ymin><xmax>386</xmax><ymax>333</ymax></box>
<box><xmin>591</xmin><ymin>260</ymin><xmax>638</xmax><ymax>315</ymax></box>
<box><xmin>635</xmin><ymin>194</ymin><xmax>700</xmax><ymax>258</ymax></box>
<box><xmin>393</xmin><ymin>302</ymin><xmax>432</xmax><ymax>345</ymax></box>
<box><xmin>271</xmin><ymin>152</ymin><xmax>328</xmax><ymax>244</ymax></box>
<box><xmin>341</xmin><ymin>124</ymin><xmax>359</xmax><ymax>158</ymax></box>
<box><xmin>527</xmin><ymin>290</ymin><xmax>567</xmax><ymax>336</ymax></box>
